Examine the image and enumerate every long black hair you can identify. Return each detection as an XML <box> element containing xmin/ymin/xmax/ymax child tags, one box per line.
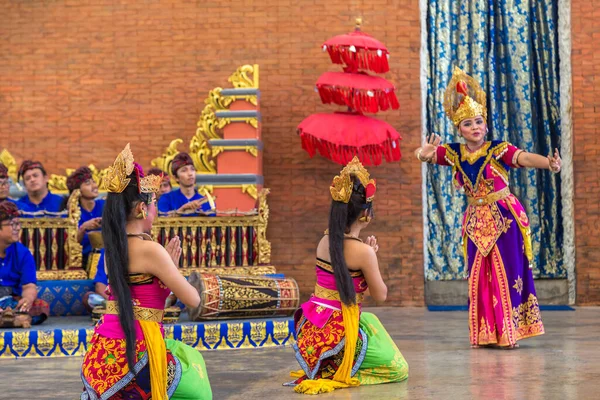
<box><xmin>328</xmin><ymin>176</ymin><xmax>373</xmax><ymax>306</ymax></box>
<box><xmin>102</xmin><ymin>171</ymin><xmax>152</xmax><ymax>373</ymax></box>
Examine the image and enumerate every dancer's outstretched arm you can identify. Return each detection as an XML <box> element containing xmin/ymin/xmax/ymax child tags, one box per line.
<box><xmin>514</xmin><ymin>148</ymin><xmax>562</xmax><ymax>172</ymax></box>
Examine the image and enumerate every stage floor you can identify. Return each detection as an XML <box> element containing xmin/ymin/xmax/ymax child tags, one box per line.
<box><xmin>0</xmin><ymin>307</ymin><xmax>598</xmax><ymax>399</ymax></box>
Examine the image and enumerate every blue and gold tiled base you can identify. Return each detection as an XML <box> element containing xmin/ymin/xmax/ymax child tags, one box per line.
<box><xmin>37</xmin><ymin>280</ymin><xmax>94</xmax><ymax>317</ymax></box>
<box><xmin>0</xmin><ymin>317</ymin><xmax>296</xmax><ymax>359</ymax></box>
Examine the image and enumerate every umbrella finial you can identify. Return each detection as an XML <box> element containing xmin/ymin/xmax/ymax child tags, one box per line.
<box><xmin>355</xmin><ymin>17</ymin><xmax>363</xmax><ymax>31</ymax></box>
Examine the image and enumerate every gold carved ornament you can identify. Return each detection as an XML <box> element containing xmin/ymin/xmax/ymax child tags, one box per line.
<box><xmin>0</xmin><ymin>149</ymin><xmax>18</xmax><ymax>182</ymax></box>
<box><xmin>151</xmin><ymin>139</ymin><xmax>186</xmax><ymax>184</ymax></box>
<box><xmin>228</xmin><ymin>64</ymin><xmax>259</xmax><ymax>89</ymax></box>
<box><xmin>256</xmin><ymin>189</ymin><xmax>271</xmax><ymax>264</ymax></box>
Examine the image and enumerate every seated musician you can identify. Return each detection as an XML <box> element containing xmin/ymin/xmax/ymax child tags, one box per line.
<box><xmin>82</xmin><ymin>249</ymin><xmax>108</xmax><ymax>313</ymax></box>
<box><xmin>16</xmin><ymin>160</ymin><xmax>65</xmax><ymax>215</ymax></box>
<box><xmin>0</xmin><ymin>201</ymin><xmax>49</xmax><ymax>325</ymax></box>
<box><xmin>147</xmin><ymin>167</ymin><xmax>172</xmax><ymax>200</ymax></box>
<box><xmin>67</xmin><ymin>167</ymin><xmax>105</xmax><ymax>267</ymax></box>
<box><xmin>0</xmin><ymin>164</ymin><xmax>16</xmax><ymax>204</ymax></box>
<box><xmin>158</xmin><ymin>152</ymin><xmax>215</xmax><ymax>216</ymax></box>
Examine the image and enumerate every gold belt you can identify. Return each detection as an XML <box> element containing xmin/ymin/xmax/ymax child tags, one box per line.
<box><xmin>105</xmin><ymin>300</ymin><xmax>164</xmax><ymax>323</ymax></box>
<box><xmin>314</xmin><ymin>284</ymin><xmax>364</xmax><ymax>303</ymax></box>
<box><xmin>467</xmin><ymin>187</ymin><xmax>510</xmax><ymax>206</ymax></box>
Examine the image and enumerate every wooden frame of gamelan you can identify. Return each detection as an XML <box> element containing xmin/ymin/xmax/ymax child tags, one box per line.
<box><xmin>150</xmin><ymin>189</ymin><xmax>272</xmax><ymax>275</ymax></box>
<box><xmin>20</xmin><ymin>190</ymin><xmax>87</xmax><ymax>280</ymax></box>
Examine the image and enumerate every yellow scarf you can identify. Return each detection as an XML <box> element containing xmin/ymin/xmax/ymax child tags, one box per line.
<box><xmin>139</xmin><ymin>320</ymin><xmax>168</xmax><ymax>399</ymax></box>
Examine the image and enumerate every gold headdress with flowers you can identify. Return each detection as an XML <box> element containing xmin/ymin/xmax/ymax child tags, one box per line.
<box><xmin>100</xmin><ymin>143</ymin><xmax>161</xmax><ymax>194</ymax></box>
<box><xmin>330</xmin><ymin>156</ymin><xmax>376</xmax><ymax>204</ymax></box>
<box><xmin>443</xmin><ymin>66</ymin><xmax>487</xmax><ymax>126</ymax></box>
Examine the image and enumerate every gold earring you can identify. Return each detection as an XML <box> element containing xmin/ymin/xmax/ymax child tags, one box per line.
<box><xmin>136</xmin><ymin>209</ymin><xmax>147</xmax><ymax>219</ymax></box>
<box><xmin>359</xmin><ymin>216</ymin><xmax>371</xmax><ymax>223</ymax></box>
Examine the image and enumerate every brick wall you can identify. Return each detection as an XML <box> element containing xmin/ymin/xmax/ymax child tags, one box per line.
<box><xmin>3</xmin><ymin>1</ymin><xmax>595</xmax><ymax>306</ymax></box>
<box><xmin>571</xmin><ymin>0</ymin><xmax>600</xmax><ymax>305</ymax></box>
<box><xmin>0</xmin><ymin>1</ymin><xmax>424</xmax><ymax>305</ymax></box>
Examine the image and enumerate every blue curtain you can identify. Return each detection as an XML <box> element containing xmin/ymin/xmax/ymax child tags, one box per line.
<box><xmin>424</xmin><ymin>0</ymin><xmax>564</xmax><ymax>280</ymax></box>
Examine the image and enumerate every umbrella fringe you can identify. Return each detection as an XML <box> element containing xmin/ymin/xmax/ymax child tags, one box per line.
<box><xmin>326</xmin><ymin>47</ymin><xmax>390</xmax><ymax>74</ymax></box>
<box><xmin>299</xmin><ymin>132</ymin><xmax>401</xmax><ymax>166</ymax></box>
<box><xmin>317</xmin><ymin>86</ymin><xmax>400</xmax><ymax>113</ymax></box>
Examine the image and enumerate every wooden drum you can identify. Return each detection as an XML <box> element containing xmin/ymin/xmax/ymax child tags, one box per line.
<box><xmin>188</xmin><ymin>272</ymin><xmax>300</xmax><ymax>320</ymax></box>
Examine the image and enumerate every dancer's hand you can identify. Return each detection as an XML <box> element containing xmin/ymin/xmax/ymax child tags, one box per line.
<box><xmin>418</xmin><ymin>134</ymin><xmax>442</xmax><ymax>161</ymax></box>
<box><xmin>548</xmin><ymin>148</ymin><xmax>562</xmax><ymax>173</ymax></box>
<box><xmin>366</xmin><ymin>235</ymin><xmax>379</xmax><ymax>253</ymax></box>
<box><xmin>165</xmin><ymin>236</ymin><xmax>182</xmax><ymax>266</ymax></box>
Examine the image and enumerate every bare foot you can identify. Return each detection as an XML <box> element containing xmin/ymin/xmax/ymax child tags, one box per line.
<box><xmin>470</xmin><ymin>344</ymin><xmax>479</xmax><ymax>349</ymax></box>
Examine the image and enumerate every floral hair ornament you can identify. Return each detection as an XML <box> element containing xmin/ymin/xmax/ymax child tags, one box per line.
<box><xmin>330</xmin><ymin>156</ymin><xmax>376</xmax><ymax>204</ymax></box>
<box><xmin>443</xmin><ymin>66</ymin><xmax>487</xmax><ymax>126</ymax></box>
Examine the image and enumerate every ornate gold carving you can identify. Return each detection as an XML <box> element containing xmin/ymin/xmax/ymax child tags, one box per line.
<box><xmin>189</xmin><ymin>133</ymin><xmax>217</xmax><ymax>174</ymax></box>
<box><xmin>211</xmin><ymin>145</ymin><xmax>259</xmax><ymax>158</ymax></box>
<box><xmin>206</xmin><ymin>87</ymin><xmax>234</xmax><ymax>110</ymax></box>
<box><xmin>256</xmin><ymin>189</ymin><xmax>271</xmax><ymax>264</ymax></box>
<box><xmin>206</xmin><ymin>86</ymin><xmax>257</xmax><ymax>109</ymax></box>
<box><xmin>36</xmin><ymin>270</ymin><xmax>88</xmax><ymax>280</ymax></box>
<box><xmin>151</xmin><ymin>139</ymin><xmax>184</xmax><ymax>182</ymax></box>
<box><xmin>48</xmin><ymin>174</ymin><xmax>68</xmax><ymax>193</ymax></box>
<box><xmin>242</xmin><ymin>184</ymin><xmax>258</xmax><ymax>200</ymax></box>
<box><xmin>217</xmin><ymin>116</ymin><xmax>259</xmax><ymax>129</ymax></box>
<box><xmin>49</xmin><ymin>164</ymin><xmax>112</xmax><ymax>194</ymax></box>
<box><xmin>0</xmin><ymin>149</ymin><xmax>18</xmax><ymax>182</ymax></box>
<box><xmin>67</xmin><ymin>189</ymin><xmax>83</xmax><ymax>270</ymax></box>
<box><xmin>197</xmin><ymin>106</ymin><xmax>227</xmax><ymax>141</ymax></box>
<box><xmin>228</xmin><ymin>64</ymin><xmax>259</xmax><ymax>88</ymax></box>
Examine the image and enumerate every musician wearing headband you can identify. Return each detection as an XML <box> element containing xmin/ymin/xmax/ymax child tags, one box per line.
<box><xmin>287</xmin><ymin>157</ymin><xmax>408</xmax><ymax>395</ymax></box>
<box><xmin>157</xmin><ymin>152</ymin><xmax>214</xmax><ymax>216</ymax></box>
<box><xmin>0</xmin><ymin>164</ymin><xmax>16</xmax><ymax>204</ymax></box>
<box><xmin>147</xmin><ymin>167</ymin><xmax>172</xmax><ymax>200</ymax></box>
<box><xmin>0</xmin><ymin>201</ymin><xmax>49</xmax><ymax>326</ymax></box>
<box><xmin>415</xmin><ymin>67</ymin><xmax>558</xmax><ymax>349</ymax></box>
<box><xmin>80</xmin><ymin>144</ymin><xmax>212</xmax><ymax>400</ymax></box>
<box><xmin>16</xmin><ymin>160</ymin><xmax>65</xmax><ymax>215</ymax></box>
<box><xmin>67</xmin><ymin>167</ymin><xmax>105</xmax><ymax>268</ymax></box>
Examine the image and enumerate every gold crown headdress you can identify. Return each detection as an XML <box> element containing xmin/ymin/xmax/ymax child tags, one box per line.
<box><xmin>139</xmin><ymin>173</ymin><xmax>162</xmax><ymax>194</ymax></box>
<box><xmin>443</xmin><ymin>66</ymin><xmax>487</xmax><ymax>126</ymax></box>
<box><xmin>100</xmin><ymin>143</ymin><xmax>162</xmax><ymax>194</ymax></box>
<box><xmin>330</xmin><ymin>156</ymin><xmax>377</xmax><ymax>204</ymax></box>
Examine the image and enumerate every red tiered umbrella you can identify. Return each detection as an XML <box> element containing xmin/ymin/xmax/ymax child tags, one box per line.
<box><xmin>298</xmin><ymin>112</ymin><xmax>401</xmax><ymax>166</ymax></box>
<box><xmin>316</xmin><ymin>71</ymin><xmax>399</xmax><ymax>113</ymax></box>
<box><xmin>297</xmin><ymin>19</ymin><xmax>402</xmax><ymax>166</ymax></box>
<box><xmin>323</xmin><ymin>31</ymin><xmax>390</xmax><ymax>73</ymax></box>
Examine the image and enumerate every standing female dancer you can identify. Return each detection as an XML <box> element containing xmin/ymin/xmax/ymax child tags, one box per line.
<box><xmin>80</xmin><ymin>144</ymin><xmax>212</xmax><ymax>399</ymax></box>
<box><xmin>415</xmin><ymin>67</ymin><xmax>562</xmax><ymax>348</ymax></box>
<box><xmin>287</xmin><ymin>157</ymin><xmax>408</xmax><ymax>395</ymax></box>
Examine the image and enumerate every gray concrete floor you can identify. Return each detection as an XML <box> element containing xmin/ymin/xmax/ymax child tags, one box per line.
<box><xmin>0</xmin><ymin>307</ymin><xmax>598</xmax><ymax>400</ymax></box>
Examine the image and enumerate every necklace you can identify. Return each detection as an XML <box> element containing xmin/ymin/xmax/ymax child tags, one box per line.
<box><xmin>323</xmin><ymin>230</ymin><xmax>364</xmax><ymax>243</ymax></box>
<box><xmin>344</xmin><ymin>233</ymin><xmax>363</xmax><ymax>243</ymax></box>
<box><xmin>126</xmin><ymin>232</ymin><xmax>153</xmax><ymax>241</ymax></box>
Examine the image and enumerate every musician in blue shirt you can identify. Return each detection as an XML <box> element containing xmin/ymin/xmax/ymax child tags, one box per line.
<box><xmin>16</xmin><ymin>160</ymin><xmax>65</xmax><ymax>215</ymax></box>
<box><xmin>158</xmin><ymin>152</ymin><xmax>214</xmax><ymax>216</ymax></box>
<box><xmin>0</xmin><ymin>201</ymin><xmax>49</xmax><ymax>325</ymax></box>
<box><xmin>0</xmin><ymin>164</ymin><xmax>16</xmax><ymax>204</ymax></box>
<box><xmin>82</xmin><ymin>249</ymin><xmax>108</xmax><ymax>312</ymax></box>
<box><xmin>67</xmin><ymin>167</ymin><xmax>104</xmax><ymax>267</ymax></box>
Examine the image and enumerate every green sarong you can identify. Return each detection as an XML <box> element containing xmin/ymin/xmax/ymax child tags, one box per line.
<box><xmin>166</xmin><ymin>339</ymin><xmax>213</xmax><ymax>399</ymax></box>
